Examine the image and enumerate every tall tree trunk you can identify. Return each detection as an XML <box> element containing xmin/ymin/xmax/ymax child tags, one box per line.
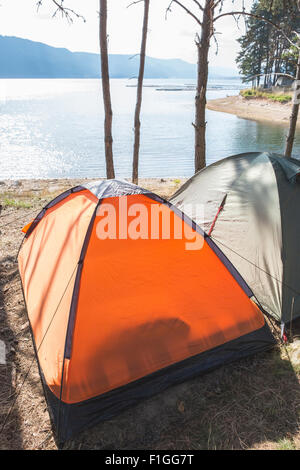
<box><xmin>194</xmin><ymin>0</ymin><xmax>213</xmax><ymax>173</ymax></box>
<box><xmin>285</xmin><ymin>50</ymin><xmax>300</xmax><ymax>158</ymax></box>
<box><xmin>99</xmin><ymin>0</ymin><xmax>115</xmax><ymax>179</ymax></box>
<box><xmin>264</xmin><ymin>50</ymin><xmax>270</xmax><ymax>88</ymax></box>
<box><xmin>132</xmin><ymin>0</ymin><xmax>150</xmax><ymax>185</ymax></box>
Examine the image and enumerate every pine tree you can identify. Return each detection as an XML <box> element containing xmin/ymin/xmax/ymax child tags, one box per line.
<box><xmin>236</xmin><ymin>1</ymin><xmax>299</xmax><ymax>85</ymax></box>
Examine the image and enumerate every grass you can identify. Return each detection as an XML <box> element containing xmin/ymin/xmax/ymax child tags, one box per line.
<box><xmin>62</xmin><ymin>341</ymin><xmax>300</xmax><ymax>450</ymax></box>
<box><xmin>2</xmin><ymin>198</ymin><xmax>32</xmax><ymax>209</ymax></box>
<box><xmin>271</xmin><ymin>354</ymin><xmax>294</xmax><ymax>377</ymax></box>
<box><xmin>277</xmin><ymin>438</ymin><xmax>296</xmax><ymax>450</ymax></box>
<box><xmin>240</xmin><ymin>88</ymin><xmax>292</xmax><ymax>103</ymax></box>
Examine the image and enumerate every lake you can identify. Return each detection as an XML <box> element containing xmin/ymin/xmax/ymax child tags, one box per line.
<box><xmin>0</xmin><ymin>78</ymin><xmax>299</xmax><ymax>179</ymax></box>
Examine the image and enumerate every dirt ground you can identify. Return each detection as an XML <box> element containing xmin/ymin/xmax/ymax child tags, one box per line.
<box><xmin>207</xmin><ymin>94</ymin><xmax>299</xmax><ymax>128</ymax></box>
<box><xmin>0</xmin><ymin>178</ymin><xmax>299</xmax><ymax>450</ymax></box>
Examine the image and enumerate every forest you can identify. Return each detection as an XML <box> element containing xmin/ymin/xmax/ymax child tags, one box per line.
<box><xmin>237</xmin><ymin>0</ymin><xmax>300</xmax><ymax>87</ymax></box>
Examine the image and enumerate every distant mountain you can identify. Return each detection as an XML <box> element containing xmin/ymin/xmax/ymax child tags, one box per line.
<box><xmin>0</xmin><ymin>36</ymin><xmax>238</xmax><ymax>79</ymax></box>
<box><xmin>209</xmin><ymin>66</ymin><xmax>240</xmax><ymax>78</ymax></box>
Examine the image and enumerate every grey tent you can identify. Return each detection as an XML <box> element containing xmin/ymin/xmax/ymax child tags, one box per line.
<box><xmin>170</xmin><ymin>152</ymin><xmax>300</xmax><ymax>325</ymax></box>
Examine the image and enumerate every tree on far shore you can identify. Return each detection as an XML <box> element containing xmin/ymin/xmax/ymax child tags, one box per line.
<box><xmin>237</xmin><ymin>1</ymin><xmax>299</xmax><ymax>88</ymax></box>
<box><xmin>237</xmin><ymin>0</ymin><xmax>300</xmax><ymax>158</ymax></box>
<box><xmin>168</xmin><ymin>0</ymin><xmax>300</xmax><ymax>170</ymax></box>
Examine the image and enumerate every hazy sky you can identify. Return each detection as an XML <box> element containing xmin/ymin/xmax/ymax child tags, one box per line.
<box><xmin>0</xmin><ymin>0</ymin><xmax>254</xmax><ymax>69</ymax></box>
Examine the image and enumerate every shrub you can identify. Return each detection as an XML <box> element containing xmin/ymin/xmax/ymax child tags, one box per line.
<box><xmin>240</xmin><ymin>89</ymin><xmax>292</xmax><ymax>103</ymax></box>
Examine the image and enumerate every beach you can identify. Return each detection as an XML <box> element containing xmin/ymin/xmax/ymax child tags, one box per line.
<box><xmin>207</xmin><ymin>94</ymin><xmax>299</xmax><ymax>127</ymax></box>
<box><xmin>0</xmin><ymin>177</ymin><xmax>185</xmax><ymax>202</ymax></box>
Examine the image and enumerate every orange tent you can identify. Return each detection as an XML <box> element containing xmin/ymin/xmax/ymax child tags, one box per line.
<box><xmin>18</xmin><ymin>180</ymin><xmax>275</xmax><ymax>442</ymax></box>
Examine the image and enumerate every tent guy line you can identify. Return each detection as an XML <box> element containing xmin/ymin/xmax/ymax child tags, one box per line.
<box><xmin>3</xmin><ymin>196</ymin><xmax>300</xmax><ymax>305</ymax></box>
<box><xmin>210</xmin><ymin>234</ymin><xmax>300</xmax><ymax>299</ymax></box>
<box><xmin>3</xmin><ymin>190</ymin><xmax>300</xmax><ymax>313</ymax></box>
<box><xmin>170</xmin><ymin>152</ymin><xmax>300</xmax><ymax>324</ymax></box>
<box><xmin>0</xmin><ymin>207</ymin><xmax>43</xmax><ymax>229</ymax></box>
<box><xmin>0</xmin><ymin>262</ymin><xmax>78</xmax><ymax>437</ymax></box>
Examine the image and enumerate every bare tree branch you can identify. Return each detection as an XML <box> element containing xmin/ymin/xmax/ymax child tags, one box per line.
<box><xmin>129</xmin><ymin>53</ymin><xmax>140</xmax><ymax>60</ymax></box>
<box><xmin>127</xmin><ymin>0</ymin><xmax>144</xmax><ymax>8</ymax></box>
<box><xmin>212</xmin><ymin>32</ymin><xmax>219</xmax><ymax>55</ymax></box>
<box><xmin>214</xmin><ymin>10</ymin><xmax>299</xmax><ymax>49</ymax></box>
<box><xmin>212</xmin><ymin>0</ymin><xmax>223</xmax><ymax>9</ymax></box>
<box><xmin>165</xmin><ymin>0</ymin><xmax>175</xmax><ymax>20</ymax></box>
<box><xmin>36</xmin><ymin>0</ymin><xmax>85</xmax><ymax>23</ymax></box>
<box><xmin>195</xmin><ymin>32</ymin><xmax>200</xmax><ymax>46</ymax></box>
<box><xmin>166</xmin><ymin>0</ymin><xmax>202</xmax><ymax>25</ymax></box>
<box><xmin>192</xmin><ymin>0</ymin><xmax>204</xmax><ymax>11</ymax></box>
<box><xmin>245</xmin><ymin>72</ymin><xmax>296</xmax><ymax>82</ymax></box>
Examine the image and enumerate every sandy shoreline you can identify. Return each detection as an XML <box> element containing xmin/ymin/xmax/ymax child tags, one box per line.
<box><xmin>0</xmin><ymin>177</ymin><xmax>186</xmax><ymax>203</ymax></box>
<box><xmin>207</xmin><ymin>94</ymin><xmax>299</xmax><ymax>127</ymax></box>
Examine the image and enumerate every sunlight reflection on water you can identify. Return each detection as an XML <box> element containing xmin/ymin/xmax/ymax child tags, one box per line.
<box><xmin>0</xmin><ymin>78</ymin><xmax>299</xmax><ymax>179</ymax></box>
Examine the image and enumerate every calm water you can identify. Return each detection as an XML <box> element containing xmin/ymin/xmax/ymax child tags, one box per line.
<box><xmin>0</xmin><ymin>78</ymin><xmax>299</xmax><ymax>179</ymax></box>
